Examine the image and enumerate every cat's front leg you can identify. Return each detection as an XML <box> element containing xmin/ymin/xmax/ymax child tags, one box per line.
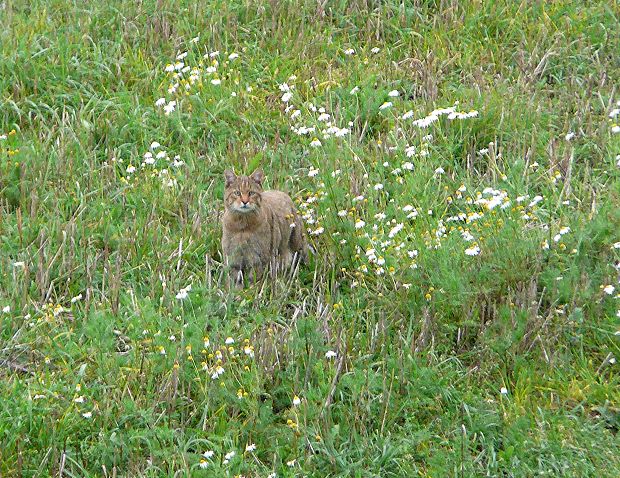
<box><xmin>280</xmin><ymin>250</ymin><xmax>294</xmax><ymax>270</ymax></box>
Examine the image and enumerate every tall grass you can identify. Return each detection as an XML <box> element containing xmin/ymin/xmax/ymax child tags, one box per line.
<box><xmin>1</xmin><ymin>0</ymin><xmax>619</xmax><ymax>476</ymax></box>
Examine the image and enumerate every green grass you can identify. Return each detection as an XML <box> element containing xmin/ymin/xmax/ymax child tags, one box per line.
<box><xmin>1</xmin><ymin>0</ymin><xmax>619</xmax><ymax>476</ymax></box>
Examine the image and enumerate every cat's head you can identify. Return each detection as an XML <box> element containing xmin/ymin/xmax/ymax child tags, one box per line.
<box><xmin>223</xmin><ymin>169</ymin><xmax>264</xmax><ymax>214</ymax></box>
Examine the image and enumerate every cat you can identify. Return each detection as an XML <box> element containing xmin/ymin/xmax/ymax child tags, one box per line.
<box><xmin>221</xmin><ymin>168</ymin><xmax>308</xmax><ymax>286</ymax></box>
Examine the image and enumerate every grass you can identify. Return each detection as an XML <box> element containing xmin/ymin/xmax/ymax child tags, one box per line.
<box><xmin>1</xmin><ymin>0</ymin><xmax>619</xmax><ymax>476</ymax></box>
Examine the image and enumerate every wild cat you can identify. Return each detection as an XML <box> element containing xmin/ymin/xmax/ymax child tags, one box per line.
<box><xmin>221</xmin><ymin>169</ymin><xmax>308</xmax><ymax>285</ymax></box>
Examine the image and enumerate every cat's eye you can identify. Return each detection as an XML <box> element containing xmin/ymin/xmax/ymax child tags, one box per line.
<box><xmin>248</xmin><ymin>191</ymin><xmax>255</xmax><ymax>196</ymax></box>
<box><xmin>234</xmin><ymin>191</ymin><xmax>241</xmax><ymax>196</ymax></box>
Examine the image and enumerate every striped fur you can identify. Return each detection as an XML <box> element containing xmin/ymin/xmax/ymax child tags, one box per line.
<box><xmin>222</xmin><ymin>169</ymin><xmax>308</xmax><ymax>286</ymax></box>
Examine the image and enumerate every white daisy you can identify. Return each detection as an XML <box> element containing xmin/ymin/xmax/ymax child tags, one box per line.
<box><xmin>465</xmin><ymin>245</ymin><xmax>481</xmax><ymax>256</ymax></box>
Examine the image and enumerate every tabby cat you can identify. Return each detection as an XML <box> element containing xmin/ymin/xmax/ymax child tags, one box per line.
<box><xmin>221</xmin><ymin>169</ymin><xmax>308</xmax><ymax>285</ymax></box>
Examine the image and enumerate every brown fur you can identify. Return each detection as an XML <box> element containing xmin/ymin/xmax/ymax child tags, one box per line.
<box><xmin>222</xmin><ymin>169</ymin><xmax>308</xmax><ymax>285</ymax></box>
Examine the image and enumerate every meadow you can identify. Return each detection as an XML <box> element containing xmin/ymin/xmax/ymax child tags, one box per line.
<box><xmin>1</xmin><ymin>0</ymin><xmax>619</xmax><ymax>476</ymax></box>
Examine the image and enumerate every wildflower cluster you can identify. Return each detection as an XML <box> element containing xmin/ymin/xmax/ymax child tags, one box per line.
<box><xmin>155</xmin><ymin>41</ymin><xmax>242</xmax><ymax>116</ymax></box>
<box><xmin>108</xmin><ymin>140</ymin><xmax>184</xmax><ymax>187</ymax></box>
<box><xmin>288</xmin><ymin>91</ymin><xmax>591</xmax><ymax>302</ymax></box>
<box><xmin>283</xmin><ymin>83</ymin><xmax>353</xmax><ymax>149</ymax></box>
<box><xmin>0</xmin><ymin>129</ymin><xmax>19</xmax><ymax>157</ymax></box>
<box><xmin>297</xmin><ymin>178</ymin><xmax>328</xmax><ymax>237</ymax></box>
<box><xmin>149</xmin><ymin>322</ymin><xmax>256</xmax><ymax>387</ymax></box>
<box><xmin>400</xmin><ymin>103</ymin><xmax>479</xmax><ymax>127</ymax></box>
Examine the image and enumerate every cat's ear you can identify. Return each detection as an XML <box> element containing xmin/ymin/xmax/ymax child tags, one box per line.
<box><xmin>250</xmin><ymin>168</ymin><xmax>264</xmax><ymax>186</ymax></box>
<box><xmin>224</xmin><ymin>170</ymin><xmax>237</xmax><ymax>187</ymax></box>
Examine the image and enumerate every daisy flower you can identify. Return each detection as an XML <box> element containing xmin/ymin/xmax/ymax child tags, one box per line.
<box><xmin>465</xmin><ymin>245</ymin><xmax>481</xmax><ymax>256</ymax></box>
